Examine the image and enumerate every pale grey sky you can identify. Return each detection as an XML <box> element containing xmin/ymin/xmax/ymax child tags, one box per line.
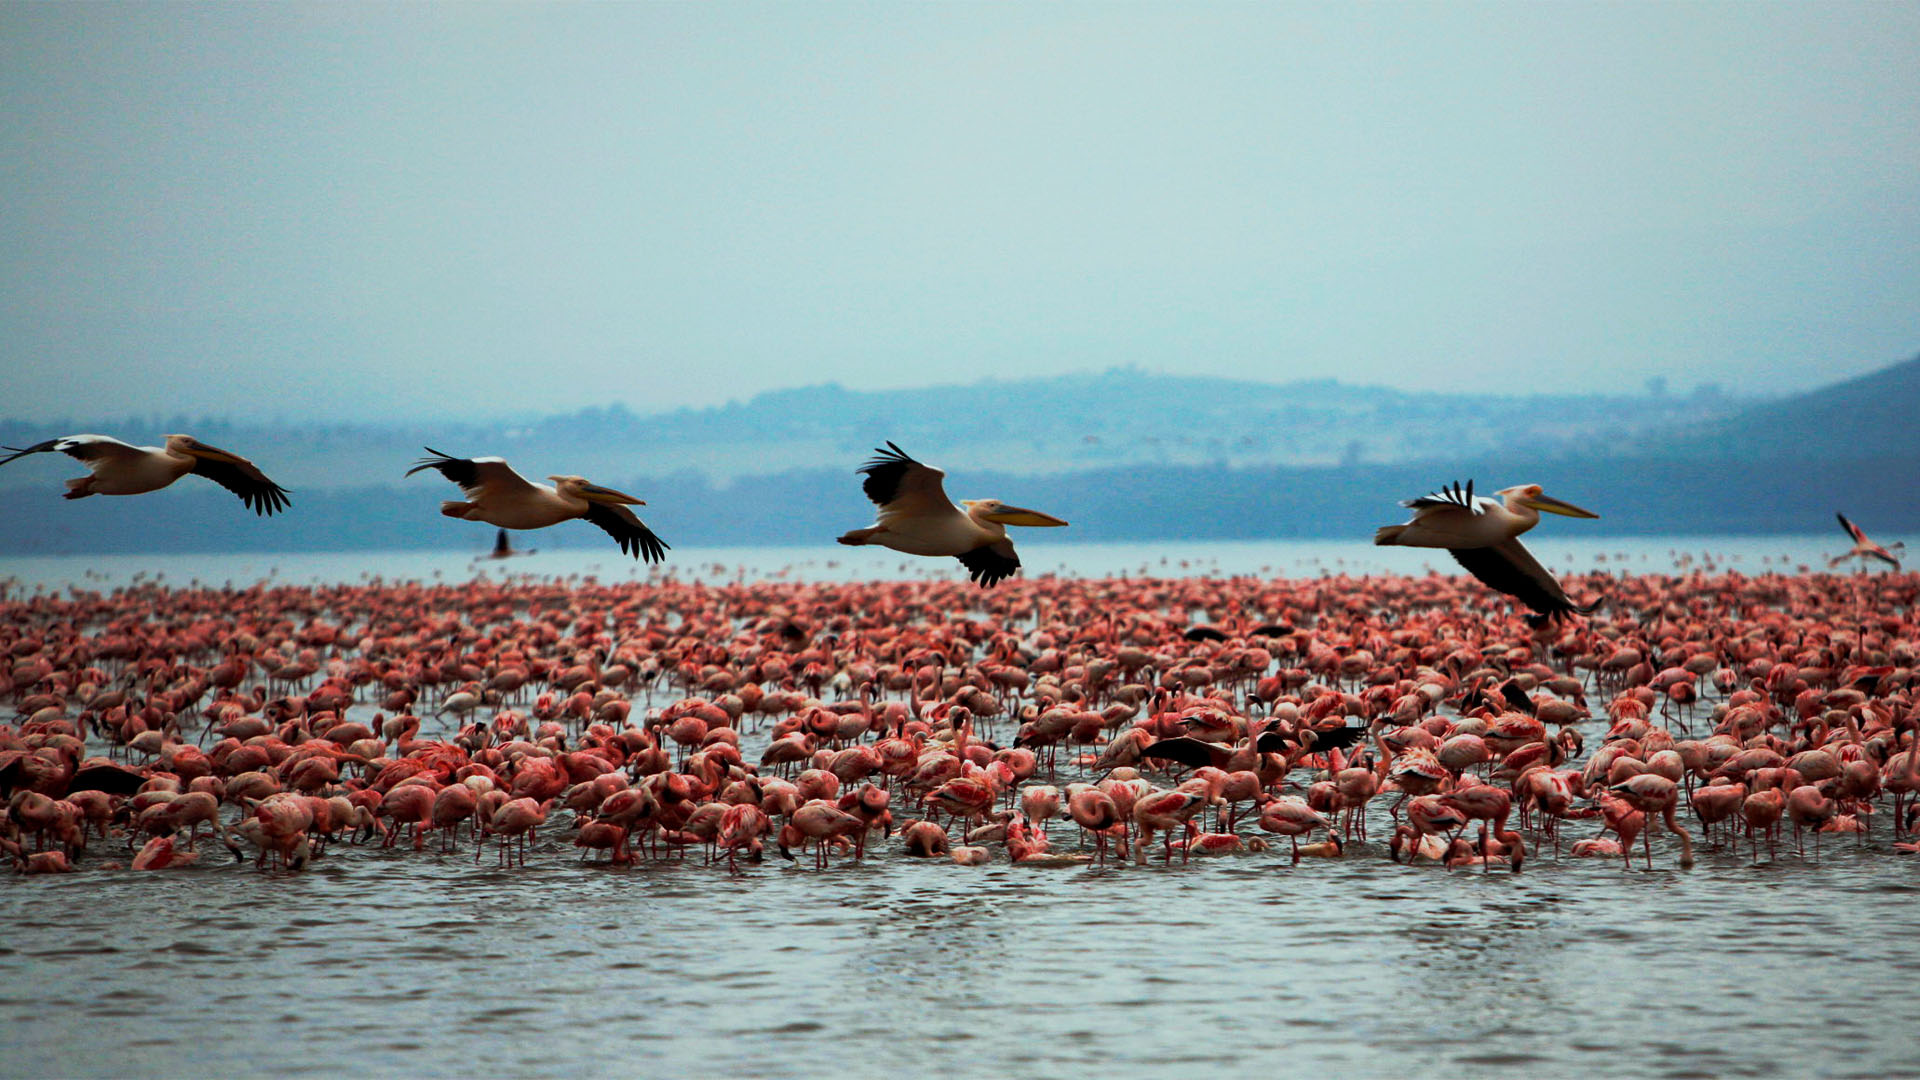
<box><xmin>2</xmin><ymin>2</ymin><xmax>1916</xmax><ymax>422</ymax></box>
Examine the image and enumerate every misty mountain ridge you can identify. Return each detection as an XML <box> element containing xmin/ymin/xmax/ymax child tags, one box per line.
<box><xmin>0</xmin><ymin>366</ymin><xmax>1758</xmax><ymax>493</ymax></box>
<box><xmin>1663</xmin><ymin>354</ymin><xmax>1920</xmax><ymax>460</ymax></box>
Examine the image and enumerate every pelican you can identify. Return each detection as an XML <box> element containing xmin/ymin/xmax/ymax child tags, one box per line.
<box><xmin>836</xmin><ymin>442</ymin><xmax>1067</xmax><ymax>586</ymax></box>
<box><xmin>0</xmin><ymin>433</ymin><xmax>290</xmax><ymax>515</ymax></box>
<box><xmin>407</xmin><ymin>448</ymin><xmax>667</xmax><ymax>562</ymax></box>
<box><xmin>1831</xmin><ymin>512</ymin><xmax>1903</xmax><ymax>570</ymax></box>
<box><xmin>1375</xmin><ymin>480</ymin><xmax>1599</xmax><ymax>625</ymax></box>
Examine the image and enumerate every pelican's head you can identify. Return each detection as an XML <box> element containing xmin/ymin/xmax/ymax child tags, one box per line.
<box><xmin>962</xmin><ymin>499</ymin><xmax>1069</xmax><ymax>527</ymax></box>
<box><xmin>1498</xmin><ymin>485</ymin><xmax>1598</xmax><ymax>519</ymax></box>
<box><xmin>550</xmin><ymin>475</ymin><xmax>646</xmax><ymax>505</ymax></box>
<box><xmin>164</xmin><ymin>434</ymin><xmax>241</xmax><ymax>463</ymax></box>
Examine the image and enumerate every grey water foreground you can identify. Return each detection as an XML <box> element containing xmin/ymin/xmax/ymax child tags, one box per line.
<box><xmin>2</xmin><ymin>839</ymin><xmax>1916</xmax><ymax>1079</ymax></box>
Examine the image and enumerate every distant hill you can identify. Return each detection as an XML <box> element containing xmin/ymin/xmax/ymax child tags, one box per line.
<box><xmin>1663</xmin><ymin>353</ymin><xmax>1920</xmax><ymax>460</ymax></box>
<box><xmin>0</xmin><ymin>367</ymin><xmax>1748</xmax><ymax>492</ymax></box>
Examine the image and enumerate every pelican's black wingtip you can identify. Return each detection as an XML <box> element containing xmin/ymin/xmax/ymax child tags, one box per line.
<box><xmin>861</xmin><ymin>441</ymin><xmax>917</xmax><ymax>471</ymax></box>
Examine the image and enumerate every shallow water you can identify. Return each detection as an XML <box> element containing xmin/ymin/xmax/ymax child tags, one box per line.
<box><xmin>3</xmin><ymin>825</ymin><xmax>1917</xmax><ymax>1078</ymax></box>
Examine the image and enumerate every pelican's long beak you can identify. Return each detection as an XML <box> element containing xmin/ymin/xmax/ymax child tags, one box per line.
<box><xmin>570</xmin><ymin>481</ymin><xmax>645</xmax><ymax>506</ymax></box>
<box><xmin>983</xmin><ymin>505</ymin><xmax>1068</xmax><ymax>527</ymax></box>
<box><xmin>1522</xmin><ymin>493</ymin><xmax>1598</xmax><ymax>519</ymax></box>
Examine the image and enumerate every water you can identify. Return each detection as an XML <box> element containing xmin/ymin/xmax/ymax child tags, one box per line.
<box><xmin>0</xmin><ymin>533</ymin><xmax>1884</xmax><ymax>593</ymax></box>
<box><xmin>4</xmin><ymin>832</ymin><xmax>1916</xmax><ymax>1077</ymax></box>
<box><xmin>2</xmin><ymin>535</ymin><xmax>1915</xmax><ymax>1078</ymax></box>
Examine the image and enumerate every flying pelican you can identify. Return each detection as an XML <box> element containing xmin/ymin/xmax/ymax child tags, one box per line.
<box><xmin>406</xmin><ymin>448</ymin><xmax>667</xmax><ymax>562</ymax></box>
<box><xmin>0</xmin><ymin>433</ymin><xmax>290</xmax><ymax>515</ymax></box>
<box><xmin>1831</xmin><ymin>513</ymin><xmax>1903</xmax><ymax>570</ymax></box>
<box><xmin>1375</xmin><ymin>480</ymin><xmax>1599</xmax><ymax>626</ymax></box>
<box><xmin>836</xmin><ymin>442</ymin><xmax>1067</xmax><ymax>586</ymax></box>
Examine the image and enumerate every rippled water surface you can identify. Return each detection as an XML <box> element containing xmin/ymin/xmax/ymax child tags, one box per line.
<box><xmin>4</xmin><ymin>834</ymin><xmax>1918</xmax><ymax>1079</ymax></box>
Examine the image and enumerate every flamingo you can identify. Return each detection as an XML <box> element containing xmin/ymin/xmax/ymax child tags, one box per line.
<box><xmin>1829</xmin><ymin>512</ymin><xmax>1903</xmax><ymax>570</ymax></box>
<box><xmin>1257</xmin><ymin>796</ymin><xmax>1331</xmax><ymax>864</ymax></box>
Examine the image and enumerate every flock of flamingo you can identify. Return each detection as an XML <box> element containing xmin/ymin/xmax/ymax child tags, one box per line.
<box><xmin>2</xmin><ymin>552</ymin><xmax>1915</xmax><ymax>879</ymax></box>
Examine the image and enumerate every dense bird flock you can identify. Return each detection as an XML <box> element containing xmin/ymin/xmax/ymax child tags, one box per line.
<box><xmin>3</xmin><ymin>565</ymin><xmax>1917</xmax><ymax>878</ymax></box>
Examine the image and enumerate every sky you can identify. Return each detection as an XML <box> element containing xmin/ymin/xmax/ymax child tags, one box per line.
<box><xmin>2</xmin><ymin>2</ymin><xmax>1916</xmax><ymax>423</ymax></box>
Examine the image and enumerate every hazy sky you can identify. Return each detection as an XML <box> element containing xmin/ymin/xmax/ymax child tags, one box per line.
<box><xmin>2</xmin><ymin>3</ymin><xmax>1916</xmax><ymax>422</ymax></box>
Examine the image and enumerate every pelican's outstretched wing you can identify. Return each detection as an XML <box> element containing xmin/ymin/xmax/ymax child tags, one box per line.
<box><xmin>0</xmin><ymin>434</ymin><xmax>145</xmax><ymax>468</ymax></box>
<box><xmin>1403</xmin><ymin>480</ymin><xmax>1481</xmax><ymax>513</ymax></box>
<box><xmin>857</xmin><ymin>442</ymin><xmax>952</xmax><ymax>513</ymax></box>
<box><xmin>406</xmin><ymin>448</ymin><xmax>537</xmax><ymax>500</ymax></box>
<box><xmin>1255</xmin><ymin>721</ymin><xmax>1368</xmax><ymax>756</ymax></box>
<box><xmin>1499</xmin><ymin>680</ymin><xmax>1538</xmax><ymax>715</ymax></box>
<box><xmin>581</xmin><ymin>500</ymin><xmax>669</xmax><ymax>563</ymax></box>
<box><xmin>1303</xmin><ymin>721</ymin><xmax>1370</xmax><ymax>753</ymax></box>
<box><xmin>956</xmin><ymin>539</ymin><xmax>1019</xmax><ymax>587</ymax></box>
<box><xmin>1451</xmin><ymin>538</ymin><xmax>1599</xmax><ymax>623</ymax></box>
<box><xmin>178</xmin><ymin>437</ymin><xmax>291</xmax><ymax>516</ymax></box>
<box><xmin>67</xmin><ymin>759</ymin><xmax>150</xmax><ymax>795</ymax></box>
<box><xmin>1142</xmin><ymin>737</ymin><xmax>1236</xmax><ymax>771</ymax></box>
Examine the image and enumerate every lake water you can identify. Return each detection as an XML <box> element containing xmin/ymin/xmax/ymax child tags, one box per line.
<box><xmin>5</xmin><ymin>820</ymin><xmax>1916</xmax><ymax>1079</ymax></box>
<box><xmin>2</xmin><ymin>535</ymin><xmax>1916</xmax><ymax>1079</ymax></box>
<box><xmin>0</xmin><ymin>533</ymin><xmax>1883</xmax><ymax>593</ymax></box>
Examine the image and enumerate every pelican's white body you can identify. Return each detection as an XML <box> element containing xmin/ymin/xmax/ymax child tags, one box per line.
<box><xmin>1378</xmin><ymin>495</ymin><xmax>1536</xmax><ymax>549</ymax></box>
<box><xmin>858</xmin><ymin>501</ymin><xmax>1006</xmax><ymax>557</ymax></box>
<box><xmin>51</xmin><ymin>435</ymin><xmax>193</xmax><ymax>495</ymax></box>
<box><xmin>436</xmin><ymin>457</ymin><xmax>589</xmax><ymax>530</ymax></box>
